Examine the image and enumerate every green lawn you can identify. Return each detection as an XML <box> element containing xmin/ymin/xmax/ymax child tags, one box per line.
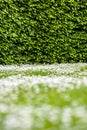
<box><xmin>0</xmin><ymin>63</ymin><xmax>87</xmax><ymax>130</ymax></box>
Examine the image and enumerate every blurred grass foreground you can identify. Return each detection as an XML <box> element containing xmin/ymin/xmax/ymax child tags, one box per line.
<box><xmin>0</xmin><ymin>63</ymin><xmax>87</xmax><ymax>130</ymax></box>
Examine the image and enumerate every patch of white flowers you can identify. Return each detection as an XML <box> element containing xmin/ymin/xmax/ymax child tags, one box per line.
<box><xmin>0</xmin><ymin>75</ymin><xmax>87</xmax><ymax>95</ymax></box>
<box><xmin>0</xmin><ymin>105</ymin><xmax>87</xmax><ymax>130</ymax></box>
<box><xmin>0</xmin><ymin>63</ymin><xmax>86</xmax><ymax>73</ymax></box>
<box><xmin>0</xmin><ymin>63</ymin><xmax>87</xmax><ymax>130</ymax></box>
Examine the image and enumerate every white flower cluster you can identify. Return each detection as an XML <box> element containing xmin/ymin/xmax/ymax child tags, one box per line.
<box><xmin>0</xmin><ymin>63</ymin><xmax>87</xmax><ymax>130</ymax></box>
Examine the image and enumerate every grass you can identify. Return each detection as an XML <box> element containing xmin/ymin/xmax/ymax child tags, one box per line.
<box><xmin>0</xmin><ymin>63</ymin><xmax>87</xmax><ymax>130</ymax></box>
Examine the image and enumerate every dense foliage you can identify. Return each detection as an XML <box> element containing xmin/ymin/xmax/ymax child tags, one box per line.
<box><xmin>0</xmin><ymin>0</ymin><xmax>87</xmax><ymax>64</ymax></box>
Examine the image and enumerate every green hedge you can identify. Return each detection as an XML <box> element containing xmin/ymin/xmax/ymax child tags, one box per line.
<box><xmin>0</xmin><ymin>0</ymin><xmax>87</xmax><ymax>64</ymax></box>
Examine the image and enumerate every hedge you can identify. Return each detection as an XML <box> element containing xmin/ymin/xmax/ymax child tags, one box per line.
<box><xmin>0</xmin><ymin>0</ymin><xmax>87</xmax><ymax>64</ymax></box>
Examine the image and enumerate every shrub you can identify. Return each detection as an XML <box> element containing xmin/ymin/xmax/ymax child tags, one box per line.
<box><xmin>0</xmin><ymin>0</ymin><xmax>87</xmax><ymax>64</ymax></box>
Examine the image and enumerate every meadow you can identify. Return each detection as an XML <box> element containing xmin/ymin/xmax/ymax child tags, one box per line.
<box><xmin>0</xmin><ymin>63</ymin><xmax>87</xmax><ymax>130</ymax></box>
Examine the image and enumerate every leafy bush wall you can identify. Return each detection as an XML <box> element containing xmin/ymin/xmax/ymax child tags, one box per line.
<box><xmin>0</xmin><ymin>0</ymin><xmax>87</xmax><ymax>64</ymax></box>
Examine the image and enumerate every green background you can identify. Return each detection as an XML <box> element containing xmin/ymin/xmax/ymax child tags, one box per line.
<box><xmin>0</xmin><ymin>0</ymin><xmax>87</xmax><ymax>64</ymax></box>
